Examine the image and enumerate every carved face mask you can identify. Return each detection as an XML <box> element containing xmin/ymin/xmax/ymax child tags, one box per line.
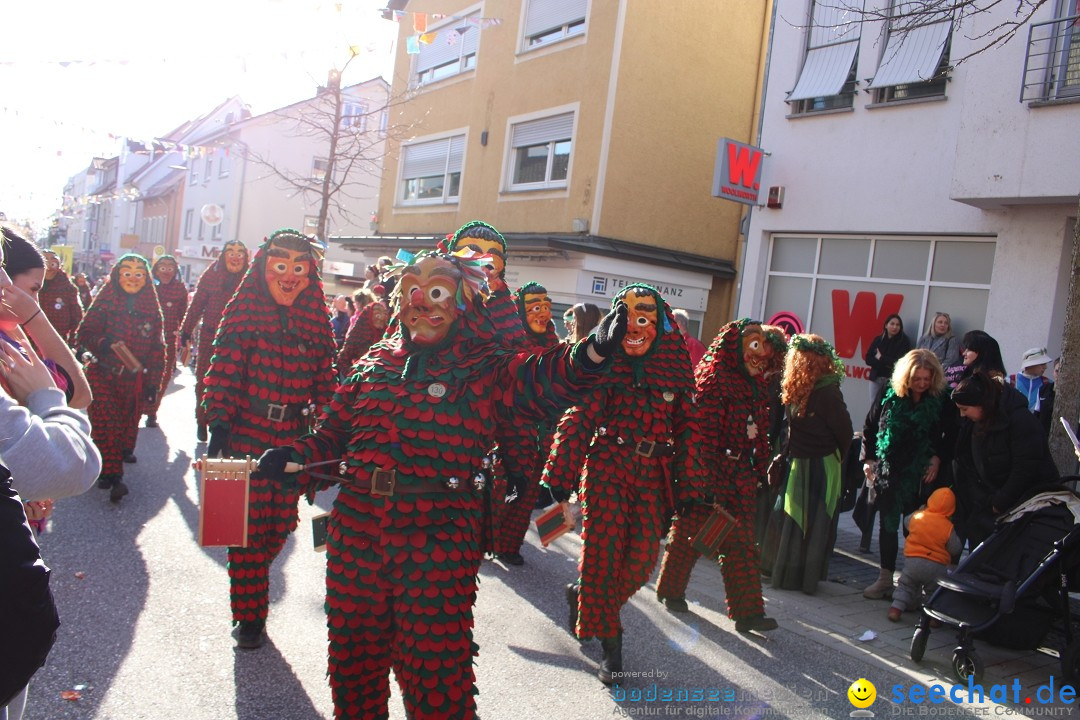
<box><xmin>223</xmin><ymin>242</ymin><xmax>249</xmax><ymax>274</ymax></box>
<box><xmin>155</xmin><ymin>260</ymin><xmax>178</xmax><ymax>284</ymax></box>
<box><xmin>523</xmin><ymin>291</ymin><xmax>552</xmax><ymax>334</ymax></box>
<box><xmin>263</xmin><ymin>245</ymin><xmax>312</xmax><ymax>306</ymax></box>
<box><xmin>44</xmin><ymin>253</ymin><xmax>60</xmax><ymax>281</ymax></box>
<box><xmin>741</xmin><ymin>324</ymin><xmax>774</xmax><ymax>377</ymax></box>
<box><xmin>371</xmin><ymin>301</ymin><xmax>389</xmax><ymax>330</ymax></box>
<box><xmin>452</xmin><ymin>236</ymin><xmax>505</xmax><ymax>280</ymax></box>
<box><xmin>619</xmin><ymin>291</ymin><xmax>658</xmax><ymax>357</ymax></box>
<box><xmin>399</xmin><ymin>256</ymin><xmax>463</xmax><ymax>346</ymax></box>
<box><xmin>117</xmin><ymin>258</ymin><xmax>148</xmax><ymax>295</ymax></box>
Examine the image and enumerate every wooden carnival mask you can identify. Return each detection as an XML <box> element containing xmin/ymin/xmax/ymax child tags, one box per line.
<box><xmin>617</xmin><ymin>288</ymin><xmax>658</xmax><ymax>357</ymax></box>
<box><xmin>43</xmin><ymin>251</ymin><xmax>60</xmax><ymax>281</ymax></box>
<box><xmin>523</xmin><ymin>290</ymin><xmax>552</xmax><ymax>334</ymax></box>
<box><xmin>398</xmin><ymin>255</ymin><xmax>469</xmax><ymax>346</ymax></box>
<box><xmin>452</xmin><ymin>235</ymin><xmax>505</xmax><ymax>281</ymax></box>
<box><xmin>741</xmin><ymin>323</ymin><xmax>775</xmax><ymax>377</ymax></box>
<box><xmin>117</xmin><ymin>258</ymin><xmax>148</xmax><ymax>295</ymax></box>
<box><xmin>371</xmin><ymin>301</ymin><xmax>389</xmax><ymax>330</ymax></box>
<box><xmin>223</xmin><ymin>242</ymin><xmax>249</xmax><ymax>274</ymax></box>
<box><xmin>263</xmin><ymin>243</ymin><xmax>312</xmax><ymax>307</ymax></box>
<box><xmin>154</xmin><ymin>259</ymin><xmax>178</xmax><ymax>284</ymax></box>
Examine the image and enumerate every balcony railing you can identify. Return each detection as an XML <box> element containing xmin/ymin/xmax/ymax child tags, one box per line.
<box><xmin>1021</xmin><ymin>12</ymin><xmax>1080</xmax><ymax>102</ymax></box>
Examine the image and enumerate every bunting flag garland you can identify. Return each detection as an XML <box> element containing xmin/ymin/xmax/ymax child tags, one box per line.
<box><xmin>391</xmin><ymin>10</ymin><xmax>503</xmax><ymax>54</ymax></box>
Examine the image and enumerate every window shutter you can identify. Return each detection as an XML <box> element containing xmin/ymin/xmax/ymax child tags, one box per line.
<box><xmin>511</xmin><ymin>112</ymin><xmax>574</xmax><ymax>148</ymax></box>
<box><xmin>869</xmin><ymin>20</ymin><xmax>952</xmax><ymax>88</ymax></box>
<box><xmin>402</xmin><ymin>139</ymin><xmax>451</xmax><ymax>179</ymax></box>
<box><xmin>447</xmin><ymin>136</ymin><xmax>465</xmax><ymax>174</ymax></box>
<box><xmin>788</xmin><ymin>40</ymin><xmax>859</xmax><ymax>100</ymax></box>
<box><xmin>416</xmin><ymin>13</ymin><xmax>479</xmax><ymax>72</ymax></box>
<box><xmin>523</xmin><ymin>0</ymin><xmax>588</xmax><ymax>38</ymax></box>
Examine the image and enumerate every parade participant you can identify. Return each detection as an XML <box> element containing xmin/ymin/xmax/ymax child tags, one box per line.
<box><xmin>655</xmin><ymin>319</ymin><xmax>787</xmax><ymax>632</ymax></box>
<box><xmin>492</xmin><ymin>282</ymin><xmax>561</xmax><ymax>566</ymax></box>
<box><xmin>75</xmin><ymin>254</ymin><xmax>165</xmax><ymax>502</ymax></box>
<box><xmin>201</xmin><ymin>229</ymin><xmax>337</xmax><ymax>650</ymax></box>
<box><xmin>763</xmin><ymin>334</ymin><xmax>852</xmax><ymax>595</ymax></box>
<box><xmin>37</xmin><ymin>250</ymin><xmax>82</xmax><ymax>346</ymax></box>
<box><xmin>542</xmin><ymin>284</ymin><xmax>703</xmax><ymax>684</ymax></box>
<box><xmin>443</xmin><ymin>220</ymin><xmax>524</xmax><ymax>342</ymax></box>
<box><xmin>253</xmin><ymin>246</ymin><xmax>624</xmax><ymax>719</ymax></box>
<box><xmin>178</xmin><ymin>240</ymin><xmax>249</xmax><ymax>441</ymax></box>
<box><xmin>143</xmin><ymin>255</ymin><xmax>188</xmax><ymax>428</ymax></box>
<box><xmin>73</xmin><ymin>273</ymin><xmax>93</xmax><ymax>311</ymax></box>
<box><xmin>335</xmin><ymin>288</ymin><xmax>388</xmax><ymax>376</ymax></box>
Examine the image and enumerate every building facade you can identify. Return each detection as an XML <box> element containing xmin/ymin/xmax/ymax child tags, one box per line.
<box><xmin>739</xmin><ymin>0</ymin><xmax>1079</xmax><ymax>421</ymax></box>
<box><xmin>348</xmin><ymin>0</ymin><xmax>773</xmax><ymax>336</ymax></box>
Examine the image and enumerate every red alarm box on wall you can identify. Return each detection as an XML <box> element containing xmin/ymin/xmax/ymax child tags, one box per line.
<box><xmin>197</xmin><ymin>455</ymin><xmax>254</xmax><ymax>547</ymax></box>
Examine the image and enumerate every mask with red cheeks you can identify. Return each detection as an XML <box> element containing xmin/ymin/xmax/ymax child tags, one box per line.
<box><xmin>398</xmin><ymin>256</ymin><xmax>466</xmax><ymax>346</ymax></box>
<box><xmin>117</xmin><ymin>258</ymin><xmax>148</xmax><ymax>295</ymax></box>
<box><xmin>263</xmin><ymin>245</ymin><xmax>312</xmax><ymax>306</ymax></box>
<box><xmin>155</xmin><ymin>260</ymin><xmax>178</xmax><ymax>284</ymax></box>
<box><xmin>223</xmin><ymin>242</ymin><xmax>248</xmax><ymax>274</ymax></box>
<box><xmin>741</xmin><ymin>324</ymin><xmax>775</xmax><ymax>377</ymax></box>
<box><xmin>618</xmin><ymin>290</ymin><xmax>658</xmax><ymax>357</ymax></box>
<box><xmin>523</xmin><ymin>292</ymin><xmax>552</xmax><ymax>333</ymax></box>
<box><xmin>44</xmin><ymin>253</ymin><xmax>60</xmax><ymax>280</ymax></box>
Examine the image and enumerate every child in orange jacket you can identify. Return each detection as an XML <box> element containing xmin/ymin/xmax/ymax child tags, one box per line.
<box><xmin>888</xmin><ymin>487</ymin><xmax>962</xmax><ymax>621</ymax></box>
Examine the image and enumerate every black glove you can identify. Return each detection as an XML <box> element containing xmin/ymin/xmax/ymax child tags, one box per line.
<box><xmin>144</xmin><ymin>387</ymin><xmax>157</xmax><ymax>407</ymax></box>
<box><xmin>588</xmin><ymin>302</ymin><xmax>628</xmax><ymax>359</ymax></box>
<box><xmin>543</xmin><ymin>484</ymin><xmax>570</xmax><ymax>505</ymax></box>
<box><xmin>676</xmin><ymin>499</ymin><xmax>696</xmax><ymax>516</ymax></box>
<box><xmin>207</xmin><ymin>426</ymin><xmax>230</xmax><ymax>457</ymax></box>
<box><xmin>98</xmin><ymin>336</ymin><xmax>115</xmax><ymax>354</ymax></box>
<box><xmin>179</xmin><ymin>333</ymin><xmax>191</xmax><ymax>348</ymax></box>
<box><xmin>255</xmin><ymin>446</ymin><xmax>295</xmax><ymax>483</ymax></box>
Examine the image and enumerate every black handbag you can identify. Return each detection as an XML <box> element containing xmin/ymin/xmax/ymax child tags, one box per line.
<box><xmin>0</xmin><ymin>465</ymin><xmax>60</xmax><ymax>706</ymax></box>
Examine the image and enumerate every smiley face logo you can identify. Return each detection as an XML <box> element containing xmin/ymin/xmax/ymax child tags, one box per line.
<box><xmin>848</xmin><ymin>678</ymin><xmax>876</xmax><ymax>709</ymax></box>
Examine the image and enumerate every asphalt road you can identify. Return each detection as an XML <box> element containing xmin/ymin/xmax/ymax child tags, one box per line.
<box><xmin>21</xmin><ymin>368</ymin><xmax>982</xmax><ymax>720</ymax></box>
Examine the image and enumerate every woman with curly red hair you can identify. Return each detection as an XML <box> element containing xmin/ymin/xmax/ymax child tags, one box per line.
<box><xmin>762</xmin><ymin>334</ymin><xmax>852</xmax><ymax>595</ymax></box>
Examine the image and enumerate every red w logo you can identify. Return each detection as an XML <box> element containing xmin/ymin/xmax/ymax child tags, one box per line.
<box><xmin>831</xmin><ymin>290</ymin><xmax>904</xmax><ymax>360</ymax></box>
<box><xmin>727</xmin><ymin>144</ymin><xmax>762</xmax><ymax>189</ymax></box>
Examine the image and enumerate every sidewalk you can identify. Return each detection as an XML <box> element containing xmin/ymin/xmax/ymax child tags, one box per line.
<box><xmin>676</xmin><ymin>507</ymin><xmax>1078</xmax><ymax>714</ymax></box>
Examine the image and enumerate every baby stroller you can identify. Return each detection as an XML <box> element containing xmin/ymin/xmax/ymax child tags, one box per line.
<box><xmin>909</xmin><ymin>487</ymin><xmax>1080</xmax><ymax>684</ymax></box>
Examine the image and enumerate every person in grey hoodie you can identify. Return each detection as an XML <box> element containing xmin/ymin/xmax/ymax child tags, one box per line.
<box><xmin>916</xmin><ymin>312</ymin><xmax>961</xmax><ymax>369</ymax></box>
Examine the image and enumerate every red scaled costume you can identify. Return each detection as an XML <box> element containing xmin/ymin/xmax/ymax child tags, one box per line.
<box><xmin>39</xmin><ymin>250</ymin><xmax>83</xmax><ymax>345</ymax></box>
<box><xmin>75</xmin><ymin>254</ymin><xmax>165</xmax><ymax>502</ymax></box>
<box><xmin>145</xmin><ymin>255</ymin><xmax>189</xmax><ymax>425</ymax></box>
<box><xmin>179</xmin><ymin>240</ymin><xmax>249</xmax><ymax>438</ymax></box>
<box><xmin>259</xmin><ymin>247</ymin><xmax>619</xmax><ymax>720</ymax></box>
<box><xmin>492</xmin><ymin>281</ymin><xmax>561</xmax><ymax>563</ymax></box>
<box><xmin>335</xmin><ymin>299</ymin><xmax>388</xmax><ymax>375</ymax></box>
<box><xmin>542</xmin><ymin>283</ymin><xmax>704</xmax><ymax>684</ymax></box>
<box><xmin>655</xmin><ymin>319</ymin><xmax>787</xmax><ymax>631</ymax></box>
<box><xmin>200</xmin><ymin>229</ymin><xmax>337</xmax><ymax>649</ymax></box>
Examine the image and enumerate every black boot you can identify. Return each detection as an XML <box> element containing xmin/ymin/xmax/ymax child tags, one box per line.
<box><xmin>236</xmin><ymin>619</ymin><xmax>266</xmax><ymax>649</ymax></box>
<box><xmin>109</xmin><ymin>480</ymin><xmax>129</xmax><ymax>503</ymax></box>
<box><xmin>145</xmin><ymin>414</ymin><xmax>158</xmax><ymax>428</ymax></box>
<box><xmin>123</xmin><ymin>450</ymin><xmax>137</xmax><ymax>464</ymax></box>
<box><xmin>497</xmin><ymin>551</ymin><xmax>524</xmax><ymax>566</ymax></box>
<box><xmin>97</xmin><ymin>474</ymin><xmax>116</xmax><ymax>489</ymax></box>
<box><xmin>598</xmin><ymin>633</ymin><xmax>623</xmax><ymax>685</ymax></box>
<box><xmin>565</xmin><ymin>582</ymin><xmax>580</xmax><ymax>637</ymax></box>
<box><xmin>196</xmin><ymin>423</ymin><xmax>208</xmax><ymax>442</ymax></box>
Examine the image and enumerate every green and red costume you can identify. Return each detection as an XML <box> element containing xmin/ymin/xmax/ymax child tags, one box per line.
<box><xmin>655</xmin><ymin>319</ymin><xmax>782</xmax><ymax>623</ymax></box>
<box><xmin>283</xmin><ymin>254</ymin><xmax>608</xmax><ymax>720</ymax></box>
<box><xmin>40</xmin><ymin>267</ymin><xmax>83</xmax><ymax>345</ymax></box>
<box><xmin>179</xmin><ymin>244</ymin><xmax>248</xmax><ymax>431</ymax></box>
<box><xmin>201</xmin><ymin>232</ymin><xmax>336</xmax><ymax>627</ymax></box>
<box><xmin>148</xmin><ymin>255</ymin><xmax>189</xmax><ymax>416</ymax></box>
<box><xmin>492</xmin><ymin>282</ymin><xmax>562</xmax><ymax>556</ymax></box>
<box><xmin>335</xmin><ymin>301</ymin><xmax>385</xmax><ymax>375</ymax></box>
<box><xmin>75</xmin><ymin>254</ymin><xmax>165</xmax><ymax>485</ymax></box>
<box><xmin>542</xmin><ymin>285</ymin><xmax>703</xmax><ymax>641</ymax></box>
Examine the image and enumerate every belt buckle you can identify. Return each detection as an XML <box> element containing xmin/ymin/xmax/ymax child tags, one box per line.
<box><xmin>371</xmin><ymin>468</ymin><xmax>396</xmax><ymax>496</ymax></box>
<box><xmin>266</xmin><ymin>403</ymin><xmax>287</xmax><ymax>423</ymax></box>
<box><xmin>635</xmin><ymin>440</ymin><xmax>656</xmax><ymax>458</ymax></box>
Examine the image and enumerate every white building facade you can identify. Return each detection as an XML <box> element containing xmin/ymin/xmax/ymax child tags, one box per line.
<box><xmin>739</xmin><ymin>0</ymin><xmax>1079</xmax><ymax>421</ymax></box>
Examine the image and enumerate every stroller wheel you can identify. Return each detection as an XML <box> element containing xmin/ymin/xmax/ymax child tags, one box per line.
<box><xmin>911</xmin><ymin>627</ymin><xmax>930</xmax><ymax>663</ymax></box>
<box><xmin>951</xmin><ymin>648</ymin><xmax>984</xmax><ymax>683</ymax></box>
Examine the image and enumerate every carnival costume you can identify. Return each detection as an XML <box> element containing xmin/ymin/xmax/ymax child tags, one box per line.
<box><xmin>200</xmin><ymin>229</ymin><xmax>337</xmax><ymax>649</ymax></box>
<box><xmin>145</xmin><ymin>255</ymin><xmax>189</xmax><ymax>427</ymax></box>
<box><xmin>655</xmin><ymin>319</ymin><xmax>787</xmax><ymax>631</ymax></box>
<box><xmin>442</xmin><ymin>220</ymin><xmax>524</xmax><ymax>344</ymax></box>
<box><xmin>179</xmin><ymin>240</ymin><xmax>249</xmax><ymax>440</ymax></box>
<box><xmin>492</xmin><ymin>282</ymin><xmax>561</xmax><ymax>564</ymax></box>
<box><xmin>39</xmin><ymin>251</ymin><xmax>82</xmax><ymax>346</ymax></box>
<box><xmin>335</xmin><ymin>300</ymin><xmax>388</xmax><ymax>375</ymax></box>
<box><xmin>254</xmin><ymin>246</ymin><xmax>622</xmax><ymax>720</ymax></box>
<box><xmin>74</xmin><ymin>274</ymin><xmax>93</xmax><ymax>312</ymax></box>
<box><xmin>75</xmin><ymin>254</ymin><xmax>165</xmax><ymax>502</ymax></box>
<box><xmin>542</xmin><ymin>284</ymin><xmax>703</xmax><ymax>684</ymax></box>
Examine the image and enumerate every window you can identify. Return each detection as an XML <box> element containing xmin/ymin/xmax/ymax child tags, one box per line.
<box><xmin>188</xmin><ymin>163</ymin><xmax>197</xmax><ymax>185</ymax></box>
<box><xmin>415</xmin><ymin>12</ymin><xmax>480</xmax><ymax>86</ymax></box>
<box><xmin>218</xmin><ymin>151</ymin><xmax>230</xmax><ymax>178</ymax></box>
<box><xmin>788</xmin><ymin>0</ymin><xmax>862</xmax><ymax>113</ymax></box>
<box><xmin>341</xmin><ymin>102</ymin><xmax>367</xmax><ymax>130</ymax></box>
<box><xmin>380</xmin><ymin>109</ymin><xmax>389</xmax><ymax>134</ymax></box>
<box><xmin>303</xmin><ymin>216</ymin><xmax>319</xmax><ymax>237</ymax></box>
<box><xmin>211</xmin><ymin>204</ymin><xmax>224</xmax><ymax>241</ymax></box>
<box><xmin>184</xmin><ymin>208</ymin><xmax>194</xmax><ymax>239</ymax></box>
<box><xmin>868</xmin><ymin>3</ymin><xmax>953</xmax><ymax>102</ymax></box>
<box><xmin>1021</xmin><ymin>0</ymin><xmax>1080</xmax><ymax>101</ymax></box>
<box><xmin>197</xmin><ymin>218</ymin><xmax>206</xmax><ymax>241</ymax></box>
<box><xmin>399</xmin><ymin>134</ymin><xmax>464</xmax><ymax>204</ymax></box>
<box><xmin>204</xmin><ymin>155</ymin><xmax>213</xmax><ymax>183</ymax></box>
<box><xmin>312</xmin><ymin>157</ymin><xmax>329</xmax><ymax>183</ymax></box>
<box><xmin>523</xmin><ymin>0</ymin><xmax>587</xmax><ymax>48</ymax></box>
<box><xmin>508</xmin><ymin>112</ymin><xmax>573</xmax><ymax>190</ymax></box>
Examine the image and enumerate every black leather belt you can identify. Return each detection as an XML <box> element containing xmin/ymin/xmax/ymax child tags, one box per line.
<box><xmin>345</xmin><ymin>468</ymin><xmax>484</xmax><ymax>496</ymax></box>
<box><xmin>594</xmin><ymin>432</ymin><xmax>675</xmax><ymax>458</ymax></box>
<box><xmin>247</xmin><ymin>398</ymin><xmax>307</xmax><ymax>423</ymax></box>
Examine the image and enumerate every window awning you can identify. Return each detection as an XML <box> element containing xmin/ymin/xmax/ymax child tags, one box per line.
<box><xmin>788</xmin><ymin>39</ymin><xmax>859</xmax><ymax>101</ymax></box>
<box><xmin>868</xmin><ymin>19</ymin><xmax>952</xmax><ymax>88</ymax></box>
